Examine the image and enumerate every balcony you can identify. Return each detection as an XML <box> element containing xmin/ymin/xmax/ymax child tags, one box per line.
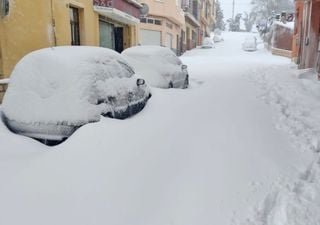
<box><xmin>93</xmin><ymin>0</ymin><xmax>142</xmax><ymax>25</ymax></box>
<box><xmin>182</xmin><ymin>2</ymin><xmax>200</xmax><ymax>27</ymax></box>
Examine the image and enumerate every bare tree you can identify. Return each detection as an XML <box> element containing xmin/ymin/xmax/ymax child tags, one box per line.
<box><xmin>251</xmin><ymin>0</ymin><xmax>294</xmax><ymax>20</ymax></box>
<box><xmin>242</xmin><ymin>11</ymin><xmax>257</xmax><ymax>32</ymax></box>
<box><xmin>213</xmin><ymin>0</ymin><xmax>226</xmax><ymax>31</ymax></box>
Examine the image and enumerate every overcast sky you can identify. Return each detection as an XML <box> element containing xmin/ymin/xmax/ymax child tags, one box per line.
<box><xmin>220</xmin><ymin>0</ymin><xmax>252</xmax><ymax>20</ymax></box>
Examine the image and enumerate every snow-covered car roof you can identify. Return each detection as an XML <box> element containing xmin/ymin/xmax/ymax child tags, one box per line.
<box><xmin>122</xmin><ymin>45</ymin><xmax>183</xmax><ymax>66</ymax></box>
<box><xmin>2</xmin><ymin>46</ymin><xmax>143</xmax><ymax>126</ymax></box>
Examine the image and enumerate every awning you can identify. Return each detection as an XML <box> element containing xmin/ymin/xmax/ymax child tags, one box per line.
<box><xmin>125</xmin><ymin>0</ymin><xmax>143</xmax><ymax>8</ymax></box>
<box><xmin>94</xmin><ymin>6</ymin><xmax>140</xmax><ymax>25</ymax></box>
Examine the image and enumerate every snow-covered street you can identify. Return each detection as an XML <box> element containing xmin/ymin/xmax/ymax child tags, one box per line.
<box><xmin>0</xmin><ymin>32</ymin><xmax>319</xmax><ymax>225</ymax></box>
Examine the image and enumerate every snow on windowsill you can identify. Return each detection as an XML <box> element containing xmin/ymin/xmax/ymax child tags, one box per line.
<box><xmin>0</xmin><ymin>78</ymin><xmax>9</xmax><ymax>85</ymax></box>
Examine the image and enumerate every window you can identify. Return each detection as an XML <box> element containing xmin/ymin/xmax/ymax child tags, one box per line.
<box><xmin>1</xmin><ymin>0</ymin><xmax>9</xmax><ymax>17</ymax></box>
<box><xmin>69</xmin><ymin>7</ymin><xmax>80</xmax><ymax>45</ymax></box>
<box><xmin>154</xmin><ymin>20</ymin><xmax>162</xmax><ymax>25</ymax></box>
<box><xmin>142</xmin><ymin>17</ymin><xmax>162</xmax><ymax>26</ymax></box>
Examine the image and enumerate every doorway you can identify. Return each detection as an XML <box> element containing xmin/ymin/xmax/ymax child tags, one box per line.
<box><xmin>99</xmin><ymin>20</ymin><xmax>114</xmax><ymax>49</ymax></box>
<box><xmin>114</xmin><ymin>27</ymin><xmax>124</xmax><ymax>53</ymax></box>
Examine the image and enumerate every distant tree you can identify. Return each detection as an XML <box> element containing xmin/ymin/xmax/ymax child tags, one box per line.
<box><xmin>228</xmin><ymin>13</ymin><xmax>242</xmax><ymax>32</ymax></box>
<box><xmin>242</xmin><ymin>11</ymin><xmax>257</xmax><ymax>32</ymax></box>
<box><xmin>213</xmin><ymin>0</ymin><xmax>226</xmax><ymax>31</ymax></box>
<box><xmin>251</xmin><ymin>0</ymin><xmax>294</xmax><ymax>20</ymax></box>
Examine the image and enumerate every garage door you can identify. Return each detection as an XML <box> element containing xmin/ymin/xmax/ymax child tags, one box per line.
<box><xmin>140</xmin><ymin>29</ymin><xmax>161</xmax><ymax>45</ymax></box>
<box><xmin>166</xmin><ymin>33</ymin><xmax>173</xmax><ymax>49</ymax></box>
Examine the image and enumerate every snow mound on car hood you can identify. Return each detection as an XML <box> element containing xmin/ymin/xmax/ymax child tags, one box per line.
<box><xmin>2</xmin><ymin>46</ymin><xmax>136</xmax><ymax>125</ymax></box>
<box><xmin>246</xmin><ymin>159</ymin><xmax>320</xmax><ymax>225</ymax></box>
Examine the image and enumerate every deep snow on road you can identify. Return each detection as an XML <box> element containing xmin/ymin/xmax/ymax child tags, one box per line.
<box><xmin>0</xmin><ymin>32</ymin><xmax>316</xmax><ymax>225</ymax></box>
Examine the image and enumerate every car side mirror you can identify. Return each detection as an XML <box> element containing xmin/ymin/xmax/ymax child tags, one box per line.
<box><xmin>182</xmin><ymin>64</ymin><xmax>188</xmax><ymax>70</ymax></box>
<box><xmin>136</xmin><ymin>78</ymin><xmax>145</xmax><ymax>86</ymax></box>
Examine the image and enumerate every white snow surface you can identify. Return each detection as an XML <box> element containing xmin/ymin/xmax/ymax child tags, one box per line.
<box><xmin>0</xmin><ymin>32</ymin><xmax>318</xmax><ymax>225</ymax></box>
<box><xmin>2</xmin><ymin>46</ymin><xmax>140</xmax><ymax>125</ymax></box>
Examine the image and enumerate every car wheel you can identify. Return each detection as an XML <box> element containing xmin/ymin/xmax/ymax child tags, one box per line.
<box><xmin>183</xmin><ymin>75</ymin><xmax>189</xmax><ymax>89</ymax></box>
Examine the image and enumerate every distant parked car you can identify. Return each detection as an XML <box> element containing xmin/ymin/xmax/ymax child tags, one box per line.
<box><xmin>242</xmin><ymin>36</ymin><xmax>258</xmax><ymax>51</ymax></box>
<box><xmin>201</xmin><ymin>37</ymin><xmax>215</xmax><ymax>48</ymax></box>
<box><xmin>213</xmin><ymin>29</ymin><xmax>224</xmax><ymax>42</ymax></box>
<box><xmin>1</xmin><ymin>46</ymin><xmax>151</xmax><ymax>145</ymax></box>
<box><xmin>122</xmin><ymin>46</ymin><xmax>189</xmax><ymax>89</ymax></box>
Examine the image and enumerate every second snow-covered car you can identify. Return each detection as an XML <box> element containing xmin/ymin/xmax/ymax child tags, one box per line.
<box><xmin>242</xmin><ymin>36</ymin><xmax>258</xmax><ymax>51</ymax></box>
<box><xmin>122</xmin><ymin>46</ymin><xmax>189</xmax><ymax>89</ymax></box>
<box><xmin>201</xmin><ymin>37</ymin><xmax>215</xmax><ymax>49</ymax></box>
<box><xmin>213</xmin><ymin>29</ymin><xmax>224</xmax><ymax>42</ymax></box>
<box><xmin>1</xmin><ymin>46</ymin><xmax>151</xmax><ymax>145</ymax></box>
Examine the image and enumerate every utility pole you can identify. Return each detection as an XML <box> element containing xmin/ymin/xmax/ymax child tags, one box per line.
<box><xmin>232</xmin><ymin>0</ymin><xmax>235</xmax><ymax>20</ymax></box>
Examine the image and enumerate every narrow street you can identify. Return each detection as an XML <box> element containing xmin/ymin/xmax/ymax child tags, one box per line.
<box><xmin>0</xmin><ymin>32</ymin><xmax>316</xmax><ymax>225</ymax></box>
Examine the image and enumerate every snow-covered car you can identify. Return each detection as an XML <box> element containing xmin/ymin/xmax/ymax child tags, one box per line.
<box><xmin>242</xmin><ymin>36</ymin><xmax>258</xmax><ymax>51</ymax></box>
<box><xmin>201</xmin><ymin>37</ymin><xmax>215</xmax><ymax>48</ymax></box>
<box><xmin>122</xmin><ymin>46</ymin><xmax>189</xmax><ymax>89</ymax></box>
<box><xmin>213</xmin><ymin>29</ymin><xmax>224</xmax><ymax>42</ymax></box>
<box><xmin>1</xmin><ymin>46</ymin><xmax>151</xmax><ymax>145</ymax></box>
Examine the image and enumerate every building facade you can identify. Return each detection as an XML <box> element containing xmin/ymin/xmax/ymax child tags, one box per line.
<box><xmin>182</xmin><ymin>0</ymin><xmax>201</xmax><ymax>50</ymax></box>
<box><xmin>0</xmin><ymin>0</ymin><xmax>141</xmax><ymax>79</ymax></box>
<box><xmin>199</xmin><ymin>0</ymin><xmax>215</xmax><ymax>44</ymax></box>
<box><xmin>292</xmin><ymin>0</ymin><xmax>304</xmax><ymax>63</ymax></box>
<box><xmin>293</xmin><ymin>0</ymin><xmax>320</xmax><ymax>69</ymax></box>
<box><xmin>138</xmin><ymin>0</ymin><xmax>185</xmax><ymax>54</ymax></box>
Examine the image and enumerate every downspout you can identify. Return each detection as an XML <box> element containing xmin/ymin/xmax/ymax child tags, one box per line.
<box><xmin>50</xmin><ymin>0</ymin><xmax>57</xmax><ymax>46</ymax></box>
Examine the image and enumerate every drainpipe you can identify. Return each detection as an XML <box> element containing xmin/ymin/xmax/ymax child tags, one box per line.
<box><xmin>50</xmin><ymin>0</ymin><xmax>57</xmax><ymax>46</ymax></box>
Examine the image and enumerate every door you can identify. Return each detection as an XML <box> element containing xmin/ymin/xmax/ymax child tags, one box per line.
<box><xmin>166</xmin><ymin>33</ymin><xmax>173</xmax><ymax>49</ymax></box>
<box><xmin>70</xmin><ymin>7</ymin><xmax>80</xmax><ymax>45</ymax></box>
<box><xmin>99</xmin><ymin>20</ymin><xmax>114</xmax><ymax>49</ymax></box>
<box><xmin>140</xmin><ymin>29</ymin><xmax>161</xmax><ymax>45</ymax></box>
<box><xmin>114</xmin><ymin>27</ymin><xmax>124</xmax><ymax>53</ymax></box>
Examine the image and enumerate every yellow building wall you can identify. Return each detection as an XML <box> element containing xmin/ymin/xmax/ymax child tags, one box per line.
<box><xmin>0</xmin><ymin>0</ymin><xmax>53</xmax><ymax>78</ymax></box>
<box><xmin>138</xmin><ymin>0</ymin><xmax>185</xmax><ymax>51</ymax></box>
<box><xmin>124</xmin><ymin>24</ymin><xmax>140</xmax><ymax>49</ymax></box>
